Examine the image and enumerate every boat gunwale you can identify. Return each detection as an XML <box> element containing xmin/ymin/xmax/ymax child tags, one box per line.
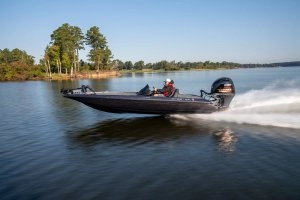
<box><xmin>63</xmin><ymin>92</ymin><xmax>211</xmax><ymax>104</ymax></box>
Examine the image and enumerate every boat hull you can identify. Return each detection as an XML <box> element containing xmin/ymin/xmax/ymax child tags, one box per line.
<box><xmin>63</xmin><ymin>92</ymin><xmax>220</xmax><ymax>114</ymax></box>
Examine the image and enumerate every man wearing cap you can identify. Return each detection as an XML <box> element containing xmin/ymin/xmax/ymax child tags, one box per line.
<box><xmin>153</xmin><ymin>78</ymin><xmax>175</xmax><ymax>97</ymax></box>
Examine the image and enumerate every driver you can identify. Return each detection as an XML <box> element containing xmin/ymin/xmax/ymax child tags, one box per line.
<box><xmin>153</xmin><ymin>78</ymin><xmax>175</xmax><ymax>97</ymax></box>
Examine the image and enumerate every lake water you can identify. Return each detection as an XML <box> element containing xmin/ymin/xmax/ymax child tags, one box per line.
<box><xmin>1</xmin><ymin>67</ymin><xmax>300</xmax><ymax>200</ymax></box>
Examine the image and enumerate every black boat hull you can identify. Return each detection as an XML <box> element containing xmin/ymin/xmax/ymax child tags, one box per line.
<box><xmin>63</xmin><ymin>92</ymin><xmax>220</xmax><ymax>114</ymax></box>
<box><xmin>61</xmin><ymin>77</ymin><xmax>235</xmax><ymax>115</ymax></box>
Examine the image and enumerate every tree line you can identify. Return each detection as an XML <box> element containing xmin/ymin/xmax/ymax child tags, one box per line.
<box><xmin>0</xmin><ymin>23</ymin><xmax>113</xmax><ymax>80</ymax></box>
<box><xmin>0</xmin><ymin>48</ymin><xmax>42</xmax><ymax>80</ymax></box>
<box><xmin>1</xmin><ymin>23</ymin><xmax>299</xmax><ymax>81</ymax></box>
<box><xmin>111</xmin><ymin>60</ymin><xmax>241</xmax><ymax>71</ymax></box>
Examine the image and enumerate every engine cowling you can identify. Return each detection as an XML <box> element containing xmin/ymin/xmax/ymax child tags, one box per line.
<box><xmin>211</xmin><ymin>77</ymin><xmax>235</xmax><ymax>94</ymax></box>
<box><xmin>211</xmin><ymin>77</ymin><xmax>235</xmax><ymax>108</ymax></box>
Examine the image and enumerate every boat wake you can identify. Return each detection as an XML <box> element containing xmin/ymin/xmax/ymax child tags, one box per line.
<box><xmin>173</xmin><ymin>81</ymin><xmax>300</xmax><ymax>129</ymax></box>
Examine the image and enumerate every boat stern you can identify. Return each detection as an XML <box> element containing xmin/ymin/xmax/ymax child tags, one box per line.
<box><xmin>201</xmin><ymin>77</ymin><xmax>235</xmax><ymax>110</ymax></box>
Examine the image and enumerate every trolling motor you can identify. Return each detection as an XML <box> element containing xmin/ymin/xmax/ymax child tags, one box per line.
<box><xmin>201</xmin><ymin>77</ymin><xmax>235</xmax><ymax>109</ymax></box>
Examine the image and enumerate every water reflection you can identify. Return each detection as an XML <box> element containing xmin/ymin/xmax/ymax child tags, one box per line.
<box><xmin>66</xmin><ymin>116</ymin><xmax>237</xmax><ymax>153</ymax></box>
<box><xmin>212</xmin><ymin>128</ymin><xmax>238</xmax><ymax>153</ymax></box>
<box><xmin>67</xmin><ymin>116</ymin><xmax>197</xmax><ymax>144</ymax></box>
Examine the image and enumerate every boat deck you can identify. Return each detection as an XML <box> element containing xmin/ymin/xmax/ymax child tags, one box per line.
<box><xmin>93</xmin><ymin>91</ymin><xmax>201</xmax><ymax>99</ymax></box>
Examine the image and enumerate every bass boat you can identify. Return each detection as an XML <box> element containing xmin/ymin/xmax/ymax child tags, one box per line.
<box><xmin>61</xmin><ymin>77</ymin><xmax>235</xmax><ymax>115</ymax></box>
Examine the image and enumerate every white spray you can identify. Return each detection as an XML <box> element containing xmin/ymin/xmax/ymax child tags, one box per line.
<box><xmin>174</xmin><ymin>80</ymin><xmax>300</xmax><ymax>129</ymax></box>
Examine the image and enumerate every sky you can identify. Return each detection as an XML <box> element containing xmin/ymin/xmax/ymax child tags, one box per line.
<box><xmin>0</xmin><ymin>0</ymin><xmax>300</xmax><ymax>64</ymax></box>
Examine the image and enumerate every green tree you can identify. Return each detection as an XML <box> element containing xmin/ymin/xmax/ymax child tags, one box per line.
<box><xmin>124</xmin><ymin>61</ymin><xmax>133</xmax><ymax>70</ymax></box>
<box><xmin>86</xmin><ymin>26</ymin><xmax>112</xmax><ymax>71</ymax></box>
<box><xmin>0</xmin><ymin>48</ymin><xmax>39</xmax><ymax>81</ymax></box>
<box><xmin>156</xmin><ymin>60</ymin><xmax>169</xmax><ymax>71</ymax></box>
<box><xmin>0</xmin><ymin>48</ymin><xmax>34</xmax><ymax>66</ymax></box>
<box><xmin>0</xmin><ymin>48</ymin><xmax>10</xmax><ymax>63</ymax></box>
<box><xmin>71</xmin><ymin>26</ymin><xmax>85</xmax><ymax>73</ymax></box>
<box><xmin>50</xmin><ymin>23</ymin><xmax>84</xmax><ymax>76</ymax></box>
<box><xmin>112</xmin><ymin>59</ymin><xmax>124</xmax><ymax>70</ymax></box>
<box><xmin>44</xmin><ymin>45</ymin><xmax>61</xmax><ymax>75</ymax></box>
<box><xmin>134</xmin><ymin>60</ymin><xmax>144</xmax><ymax>70</ymax></box>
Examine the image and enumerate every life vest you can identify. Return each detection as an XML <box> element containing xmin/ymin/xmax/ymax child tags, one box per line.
<box><xmin>163</xmin><ymin>83</ymin><xmax>175</xmax><ymax>97</ymax></box>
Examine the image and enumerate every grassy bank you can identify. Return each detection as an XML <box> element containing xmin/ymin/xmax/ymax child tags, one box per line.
<box><xmin>48</xmin><ymin>70</ymin><xmax>121</xmax><ymax>80</ymax></box>
<box><xmin>0</xmin><ymin>70</ymin><xmax>121</xmax><ymax>81</ymax></box>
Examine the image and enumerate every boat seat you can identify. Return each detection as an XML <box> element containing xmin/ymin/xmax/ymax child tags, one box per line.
<box><xmin>168</xmin><ymin>88</ymin><xmax>179</xmax><ymax>97</ymax></box>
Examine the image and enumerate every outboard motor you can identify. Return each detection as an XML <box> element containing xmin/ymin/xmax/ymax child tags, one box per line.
<box><xmin>211</xmin><ymin>77</ymin><xmax>235</xmax><ymax>108</ymax></box>
<box><xmin>201</xmin><ymin>77</ymin><xmax>235</xmax><ymax>110</ymax></box>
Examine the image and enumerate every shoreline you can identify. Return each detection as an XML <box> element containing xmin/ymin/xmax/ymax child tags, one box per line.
<box><xmin>47</xmin><ymin>70</ymin><xmax>121</xmax><ymax>80</ymax></box>
<box><xmin>1</xmin><ymin>66</ymin><xmax>299</xmax><ymax>82</ymax></box>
